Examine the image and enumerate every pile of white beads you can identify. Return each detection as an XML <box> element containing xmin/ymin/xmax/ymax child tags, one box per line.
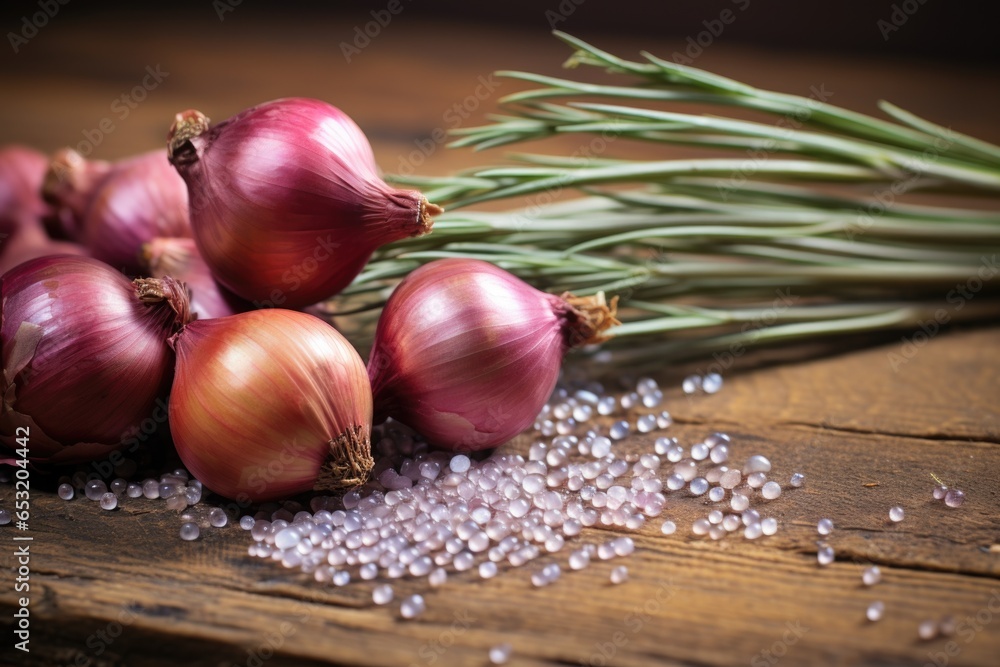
<box><xmin>234</xmin><ymin>375</ymin><xmax>801</xmax><ymax>621</ymax></box>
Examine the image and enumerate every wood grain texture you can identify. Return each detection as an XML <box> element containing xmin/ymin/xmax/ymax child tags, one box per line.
<box><xmin>2</xmin><ymin>12</ymin><xmax>1000</xmax><ymax>667</ymax></box>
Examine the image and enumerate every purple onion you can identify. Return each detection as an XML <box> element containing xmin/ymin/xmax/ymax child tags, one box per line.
<box><xmin>0</xmin><ymin>255</ymin><xmax>191</xmax><ymax>463</ymax></box>
<box><xmin>143</xmin><ymin>237</ymin><xmax>250</xmax><ymax>320</ymax></box>
<box><xmin>367</xmin><ymin>259</ymin><xmax>618</xmax><ymax>451</ymax></box>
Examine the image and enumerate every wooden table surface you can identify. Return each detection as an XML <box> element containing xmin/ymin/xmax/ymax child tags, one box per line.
<box><xmin>2</xmin><ymin>13</ymin><xmax>999</xmax><ymax>667</ymax></box>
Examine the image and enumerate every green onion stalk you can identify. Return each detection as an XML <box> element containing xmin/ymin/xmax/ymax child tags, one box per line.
<box><xmin>338</xmin><ymin>32</ymin><xmax>1000</xmax><ymax>364</ymax></box>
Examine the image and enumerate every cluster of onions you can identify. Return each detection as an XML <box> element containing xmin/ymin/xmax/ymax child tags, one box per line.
<box><xmin>0</xmin><ymin>146</ymin><xmax>84</xmax><ymax>274</ymax></box>
<box><xmin>168</xmin><ymin>309</ymin><xmax>373</xmax><ymax>502</ymax></box>
<box><xmin>41</xmin><ymin>148</ymin><xmax>190</xmax><ymax>275</ymax></box>
<box><xmin>368</xmin><ymin>259</ymin><xmax>619</xmax><ymax>451</ymax></box>
<box><xmin>142</xmin><ymin>237</ymin><xmax>249</xmax><ymax>320</ymax></box>
<box><xmin>167</xmin><ymin>98</ymin><xmax>442</xmax><ymax>308</ymax></box>
<box><xmin>0</xmin><ymin>256</ymin><xmax>191</xmax><ymax>464</ymax></box>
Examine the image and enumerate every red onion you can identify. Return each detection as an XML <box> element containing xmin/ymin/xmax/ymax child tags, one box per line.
<box><xmin>0</xmin><ymin>255</ymin><xmax>191</xmax><ymax>464</ymax></box>
<box><xmin>142</xmin><ymin>237</ymin><xmax>249</xmax><ymax>320</ymax></box>
<box><xmin>167</xmin><ymin>98</ymin><xmax>442</xmax><ymax>309</ymax></box>
<box><xmin>42</xmin><ymin>148</ymin><xmax>191</xmax><ymax>274</ymax></box>
<box><xmin>168</xmin><ymin>309</ymin><xmax>374</xmax><ymax>501</ymax></box>
<box><xmin>41</xmin><ymin>148</ymin><xmax>113</xmax><ymax>241</ymax></box>
<box><xmin>367</xmin><ymin>259</ymin><xmax>618</xmax><ymax>451</ymax></box>
<box><xmin>0</xmin><ymin>145</ymin><xmax>48</xmax><ymax>236</ymax></box>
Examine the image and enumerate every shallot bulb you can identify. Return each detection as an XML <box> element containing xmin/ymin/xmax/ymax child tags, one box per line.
<box><xmin>168</xmin><ymin>309</ymin><xmax>374</xmax><ymax>501</ymax></box>
<box><xmin>41</xmin><ymin>148</ymin><xmax>113</xmax><ymax>241</ymax></box>
<box><xmin>1</xmin><ymin>145</ymin><xmax>48</xmax><ymax>236</ymax></box>
<box><xmin>0</xmin><ymin>221</ymin><xmax>85</xmax><ymax>275</ymax></box>
<box><xmin>142</xmin><ymin>237</ymin><xmax>249</xmax><ymax>320</ymax></box>
<box><xmin>367</xmin><ymin>259</ymin><xmax>618</xmax><ymax>451</ymax></box>
<box><xmin>167</xmin><ymin>98</ymin><xmax>442</xmax><ymax>308</ymax></box>
<box><xmin>0</xmin><ymin>256</ymin><xmax>191</xmax><ymax>463</ymax></box>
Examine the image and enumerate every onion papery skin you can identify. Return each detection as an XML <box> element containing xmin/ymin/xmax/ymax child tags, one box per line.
<box><xmin>168</xmin><ymin>309</ymin><xmax>374</xmax><ymax>502</ymax></box>
<box><xmin>143</xmin><ymin>237</ymin><xmax>250</xmax><ymax>320</ymax></box>
<box><xmin>41</xmin><ymin>148</ymin><xmax>113</xmax><ymax>242</ymax></box>
<box><xmin>367</xmin><ymin>259</ymin><xmax>618</xmax><ymax>451</ymax></box>
<box><xmin>0</xmin><ymin>145</ymin><xmax>48</xmax><ymax>237</ymax></box>
<box><xmin>82</xmin><ymin>150</ymin><xmax>191</xmax><ymax>275</ymax></box>
<box><xmin>1</xmin><ymin>256</ymin><xmax>191</xmax><ymax>464</ymax></box>
<box><xmin>167</xmin><ymin>98</ymin><xmax>441</xmax><ymax>309</ymax></box>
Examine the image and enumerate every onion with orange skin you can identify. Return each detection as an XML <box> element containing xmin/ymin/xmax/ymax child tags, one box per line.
<box><xmin>168</xmin><ymin>309</ymin><xmax>373</xmax><ymax>501</ymax></box>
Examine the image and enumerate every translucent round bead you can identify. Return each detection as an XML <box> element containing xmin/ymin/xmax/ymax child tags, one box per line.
<box><xmin>58</xmin><ymin>483</ymin><xmax>74</xmax><ymax>501</ymax></box>
<box><xmin>429</xmin><ymin>568</ymin><xmax>448</xmax><ymax>587</ymax></box>
<box><xmin>489</xmin><ymin>642</ymin><xmax>513</xmax><ymax>665</ymax></box>
<box><xmin>332</xmin><ymin>571</ymin><xmax>350</xmax><ymax>586</ymax></box>
<box><xmin>918</xmin><ymin>619</ymin><xmax>938</xmax><ymax>640</ymax></box>
<box><xmin>372</xmin><ymin>584</ymin><xmax>394</xmax><ymax>605</ymax></box>
<box><xmin>692</xmin><ymin>518</ymin><xmax>711</xmax><ymax>536</ymax></box>
<box><xmin>817</xmin><ymin>518</ymin><xmax>833</xmax><ymax>535</ymax></box>
<box><xmin>612</xmin><ymin>537</ymin><xmax>634</xmax><ymax>557</ymax></box>
<box><xmin>746</xmin><ymin>472</ymin><xmax>767</xmax><ymax>489</ymax></box>
<box><xmin>743</xmin><ymin>523</ymin><xmax>763</xmax><ymax>540</ymax></box>
<box><xmin>817</xmin><ymin>545</ymin><xmax>834</xmax><ymax>566</ymax></box>
<box><xmin>274</xmin><ymin>528</ymin><xmax>301</xmax><ymax>550</ymax></box>
<box><xmin>597</xmin><ymin>396</ymin><xmax>616</xmax><ymax>416</ymax></box>
<box><xmin>479</xmin><ymin>561</ymin><xmax>498</xmax><ymax>579</ymax></box>
<box><xmin>656</xmin><ymin>411</ymin><xmax>673</xmax><ymax>429</ymax></box>
<box><xmin>789</xmin><ymin>472</ymin><xmax>805</xmax><ymax>488</ymax></box>
<box><xmin>932</xmin><ymin>485</ymin><xmax>948</xmax><ymax>500</ymax></box>
<box><xmin>110</xmin><ymin>478</ymin><xmax>127</xmax><ymax>495</ymax></box>
<box><xmin>708</xmin><ymin>487</ymin><xmax>725</xmax><ymax>503</ymax></box>
<box><xmin>761</xmin><ymin>481</ymin><xmax>782</xmax><ymax>500</ymax></box>
<box><xmin>722</xmin><ymin>514</ymin><xmax>742</xmax><ymax>532</ymax></box>
<box><xmin>889</xmin><ymin>506</ymin><xmax>905</xmax><ymax>522</ymax></box>
<box><xmin>641</xmin><ymin>391</ymin><xmax>663</xmax><ymax>409</ymax></box>
<box><xmin>710</xmin><ymin>445</ymin><xmax>729</xmax><ymax>464</ymax></box>
<box><xmin>702</xmin><ymin>373</ymin><xmax>723</xmax><ymax>394</ymax></box>
<box><xmin>610</xmin><ymin>565</ymin><xmax>629</xmax><ymax>584</ymax></box>
<box><xmin>690</xmin><ymin>443</ymin><xmax>709</xmax><ymax>461</ymax></box>
<box><xmin>99</xmin><ymin>492</ymin><xmax>117</xmax><ymax>510</ymax></box>
<box><xmin>126</xmin><ymin>483</ymin><xmax>143</xmax><ymax>498</ymax></box>
<box><xmin>660</xmin><ymin>520</ymin><xmax>676</xmax><ymax>535</ymax></box>
<box><xmin>666</xmin><ymin>474</ymin><xmax>686</xmax><ymax>491</ymax></box>
<box><xmin>209</xmin><ymin>508</ymin><xmax>228</xmax><ymax>528</ymax></box>
<box><xmin>681</xmin><ymin>375</ymin><xmax>701</xmax><ymax>394</ymax></box>
<box><xmin>359</xmin><ymin>563</ymin><xmax>378</xmax><ymax>580</ymax></box>
<box><xmin>142</xmin><ymin>479</ymin><xmax>160</xmax><ymax>499</ymax></box>
<box><xmin>867</xmin><ymin>601</ymin><xmax>885</xmax><ymax>622</ymax></box>
<box><xmin>730</xmin><ymin>493</ymin><xmax>750</xmax><ymax>512</ymax></box>
<box><xmin>179</xmin><ymin>522</ymin><xmax>200</xmax><ymax>541</ymax></box>
<box><xmin>240</xmin><ymin>515</ymin><xmax>255</xmax><ymax>530</ymax></box>
<box><xmin>862</xmin><ymin>566</ymin><xmax>881</xmax><ymax>586</ymax></box>
<box><xmin>85</xmin><ymin>480</ymin><xmax>108</xmax><ymax>501</ymax></box>
<box><xmin>636</xmin><ymin>414</ymin><xmax>657</xmax><ymax>433</ymax></box>
<box><xmin>742</xmin><ymin>509</ymin><xmax>760</xmax><ymax>526</ymax></box>
<box><xmin>944</xmin><ymin>489</ymin><xmax>965</xmax><ymax>508</ymax></box>
<box><xmin>761</xmin><ymin>517</ymin><xmax>778</xmax><ymax>535</ymax></box>
<box><xmin>569</xmin><ymin>548</ymin><xmax>591</xmax><ymax>570</ymax></box>
<box><xmin>719</xmin><ymin>469</ymin><xmax>741</xmax><ymax>489</ymax></box>
<box><xmin>609</xmin><ymin>420</ymin><xmax>630</xmax><ymax>441</ymax></box>
<box><xmin>0</xmin><ymin>509</ymin><xmax>9</xmax><ymax>525</ymax></box>
<box><xmin>450</xmin><ymin>455</ymin><xmax>471</xmax><ymax>473</ymax></box>
<box><xmin>689</xmin><ymin>478</ymin><xmax>708</xmax><ymax>496</ymax></box>
<box><xmin>707</xmin><ymin>510</ymin><xmax>723</xmax><ymax>525</ymax></box>
<box><xmin>744</xmin><ymin>455</ymin><xmax>772</xmax><ymax>474</ymax></box>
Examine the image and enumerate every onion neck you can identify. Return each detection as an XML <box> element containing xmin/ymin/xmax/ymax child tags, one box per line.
<box><xmin>167</xmin><ymin>110</ymin><xmax>211</xmax><ymax>167</ymax></box>
<box><xmin>363</xmin><ymin>187</ymin><xmax>441</xmax><ymax>242</ymax></box>
<box><xmin>556</xmin><ymin>291</ymin><xmax>620</xmax><ymax>349</ymax></box>
<box><xmin>41</xmin><ymin>148</ymin><xmax>112</xmax><ymax>241</ymax></box>
<box><xmin>133</xmin><ymin>276</ymin><xmax>194</xmax><ymax>329</ymax></box>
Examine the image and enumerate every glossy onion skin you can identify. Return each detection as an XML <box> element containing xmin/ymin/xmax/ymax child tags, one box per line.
<box><xmin>0</xmin><ymin>256</ymin><xmax>184</xmax><ymax>463</ymax></box>
<box><xmin>368</xmin><ymin>259</ymin><xmax>572</xmax><ymax>451</ymax></box>
<box><xmin>83</xmin><ymin>149</ymin><xmax>191</xmax><ymax>275</ymax></box>
<box><xmin>168</xmin><ymin>98</ymin><xmax>435</xmax><ymax>308</ymax></box>
<box><xmin>169</xmin><ymin>309</ymin><xmax>373</xmax><ymax>501</ymax></box>
<box><xmin>0</xmin><ymin>145</ymin><xmax>48</xmax><ymax>236</ymax></box>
